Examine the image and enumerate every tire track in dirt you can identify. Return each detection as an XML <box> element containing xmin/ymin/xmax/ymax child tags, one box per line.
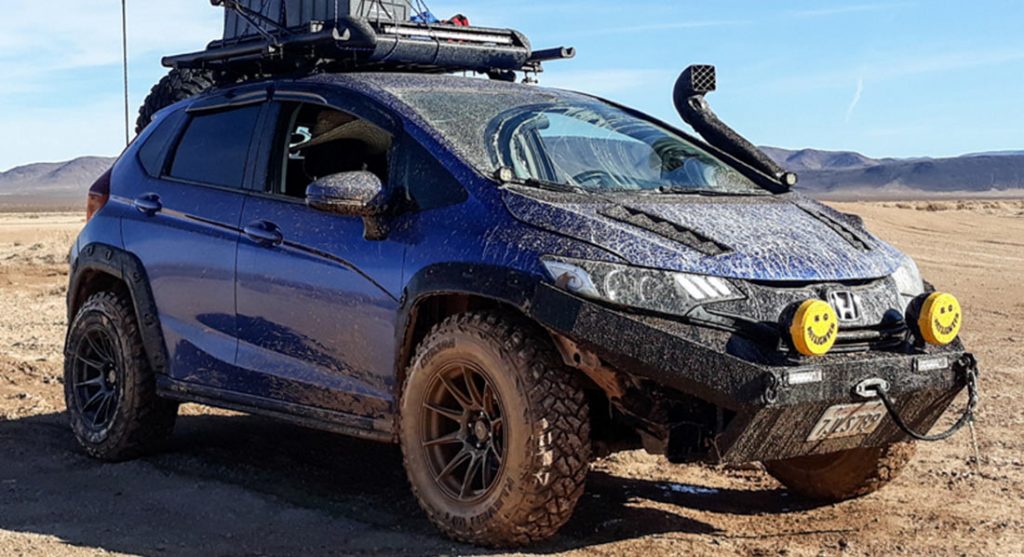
<box><xmin>1</xmin><ymin>204</ymin><xmax>1022</xmax><ymax>556</ymax></box>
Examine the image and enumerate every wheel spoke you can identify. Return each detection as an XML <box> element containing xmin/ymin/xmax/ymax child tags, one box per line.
<box><xmin>460</xmin><ymin>453</ymin><xmax>481</xmax><ymax>498</ymax></box>
<box><xmin>488</xmin><ymin>442</ymin><xmax>503</xmax><ymax>465</ymax></box>
<box><xmin>422</xmin><ymin>431</ymin><xmax>461</xmax><ymax>448</ymax></box>
<box><xmin>482</xmin><ymin>384</ymin><xmax>496</xmax><ymax>416</ymax></box>
<box><xmin>75</xmin><ymin>375</ymin><xmax>105</xmax><ymax>389</ymax></box>
<box><xmin>424</xmin><ymin>402</ymin><xmax>463</xmax><ymax>423</ymax></box>
<box><xmin>81</xmin><ymin>389</ymin><xmax>107</xmax><ymax>410</ymax></box>
<box><xmin>480</xmin><ymin>450</ymin><xmax>492</xmax><ymax>488</ymax></box>
<box><xmin>436</xmin><ymin>447</ymin><xmax>472</xmax><ymax>481</ymax></box>
<box><xmin>440</xmin><ymin>374</ymin><xmax>474</xmax><ymax>409</ymax></box>
<box><xmin>76</xmin><ymin>356</ymin><xmax>107</xmax><ymax>371</ymax></box>
<box><xmin>91</xmin><ymin>393</ymin><xmax>113</xmax><ymax>427</ymax></box>
<box><xmin>84</xmin><ymin>334</ymin><xmax>113</xmax><ymax>362</ymax></box>
<box><xmin>463</xmin><ymin>367</ymin><xmax>484</xmax><ymax>408</ymax></box>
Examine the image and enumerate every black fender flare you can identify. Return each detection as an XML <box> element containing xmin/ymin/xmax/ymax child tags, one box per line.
<box><xmin>68</xmin><ymin>243</ymin><xmax>170</xmax><ymax>376</ymax></box>
<box><xmin>393</xmin><ymin>262</ymin><xmax>545</xmax><ymax>382</ymax></box>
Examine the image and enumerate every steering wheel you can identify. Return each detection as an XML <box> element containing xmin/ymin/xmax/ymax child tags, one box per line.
<box><xmin>572</xmin><ymin>170</ymin><xmax>616</xmax><ymax>188</ymax></box>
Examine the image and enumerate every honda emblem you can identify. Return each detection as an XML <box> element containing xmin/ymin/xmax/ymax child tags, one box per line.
<box><xmin>828</xmin><ymin>291</ymin><xmax>862</xmax><ymax>322</ymax></box>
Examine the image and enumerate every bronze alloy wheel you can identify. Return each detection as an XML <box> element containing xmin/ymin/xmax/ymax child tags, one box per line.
<box><xmin>421</xmin><ymin>360</ymin><xmax>505</xmax><ymax>502</ymax></box>
<box><xmin>399</xmin><ymin>312</ymin><xmax>591</xmax><ymax>547</ymax></box>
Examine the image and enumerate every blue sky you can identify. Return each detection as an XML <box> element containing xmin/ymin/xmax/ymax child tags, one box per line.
<box><xmin>1</xmin><ymin>0</ymin><xmax>1022</xmax><ymax>170</ymax></box>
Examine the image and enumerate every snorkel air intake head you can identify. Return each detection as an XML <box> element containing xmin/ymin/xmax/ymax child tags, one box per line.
<box><xmin>674</xmin><ymin>65</ymin><xmax>798</xmax><ymax>188</ymax></box>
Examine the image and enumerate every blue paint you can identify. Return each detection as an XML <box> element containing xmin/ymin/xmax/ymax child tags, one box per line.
<box><xmin>72</xmin><ymin>72</ymin><xmax>909</xmax><ymax>429</ymax></box>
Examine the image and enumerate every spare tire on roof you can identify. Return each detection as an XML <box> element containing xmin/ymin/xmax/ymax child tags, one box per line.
<box><xmin>135</xmin><ymin>68</ymin><xmax>215</xmax><ymax>135</ymax></box>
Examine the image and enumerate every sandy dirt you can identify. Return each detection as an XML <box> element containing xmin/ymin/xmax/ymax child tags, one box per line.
<box><xmin>0</xmin><ymin>201</ymin><xmax>1022</xmax><ymax>556</ymax></box>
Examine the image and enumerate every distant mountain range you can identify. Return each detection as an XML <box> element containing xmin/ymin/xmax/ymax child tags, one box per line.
<box><xmin>2</xmin><ymin>146</ymin><xmax>1023</xmax><ymax>209</ymax></box>
<box><xmin>763</xmin><ymin>147</ymin><xmax>1024</xmax><ymax>199</ymax></box>
<box><xmin>0</xmin><ymin>156</ymin><xmax>115</xmax><ymax>209</ymax></box>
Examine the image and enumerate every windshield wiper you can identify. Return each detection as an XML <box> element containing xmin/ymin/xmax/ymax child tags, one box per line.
<box><xmin>656</xmin><ymin>186</ymin><xmax>762</xmax><ymax>196</ymax></box>
<box><xmin>506</xmin><ymin>177</ymin><xmax>588</xmax><ymax>195</ymax></box>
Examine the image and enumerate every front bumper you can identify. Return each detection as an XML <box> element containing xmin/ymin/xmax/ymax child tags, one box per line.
<box><xmin>530</xmin><ymin>284</ymin><xmax>973</xmax><ymax>463</ymax></box>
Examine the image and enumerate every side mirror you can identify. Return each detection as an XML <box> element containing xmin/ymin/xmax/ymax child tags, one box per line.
<box><xmin>306</xmin><ymin>171</ymin><xmax>386</xmax><ymax>217</ymax></box>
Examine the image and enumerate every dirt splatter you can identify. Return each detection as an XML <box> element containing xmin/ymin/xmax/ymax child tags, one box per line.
<box><xmin>0</xmin><ymin>205</ymin><xmax>1021</xmax><ymax>556</ymax></box>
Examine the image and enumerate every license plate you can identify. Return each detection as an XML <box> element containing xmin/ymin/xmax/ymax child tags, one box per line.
<box><xmin>807</xmin><ymin>401</ymin><xmax>886</xmax><ymax>442</ymax></box>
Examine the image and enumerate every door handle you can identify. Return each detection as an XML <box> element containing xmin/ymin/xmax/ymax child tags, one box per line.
<box><xmin>132</xmin><ymin>194</ymin><xmax>162</xmax><ymax>216</ymax></box>
<box><xmin>243</xmin><ymin>220</ymin><xmax>284</xmax><ymax>247</ymax></box>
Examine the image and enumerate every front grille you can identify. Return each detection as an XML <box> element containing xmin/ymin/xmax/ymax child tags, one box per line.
<box><xmin>830</xmin><ymin>321</ymin><xmax>909</xmax><ymax>353</ymax></box>
<box><xmin>771</xmin><ymin>320</ymin><xmax>909</xmax><ymax>355</ymax></box>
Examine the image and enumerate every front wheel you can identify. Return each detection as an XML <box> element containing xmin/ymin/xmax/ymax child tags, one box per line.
<box><xmin>399</xmin><ymin>312</ymin><xmax>591</xmax><ymax>547</ymax></box>
<box><xmin>763</xmin><ymin>442</ymin><xmax>916</xmax><ymax>501</ymax></box>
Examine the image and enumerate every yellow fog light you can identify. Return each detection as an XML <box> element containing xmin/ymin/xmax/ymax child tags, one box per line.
<box><xmin>918</xmin><ymin>292</ymin><xmax>962</xmax><ymax>345</ymax></box>
<box><xmin>789</xmin><ymin>300</ymin><xmax>839</xmax><ymax>356</ymax></box>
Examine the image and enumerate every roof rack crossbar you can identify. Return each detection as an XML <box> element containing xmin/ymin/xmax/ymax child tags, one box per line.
<box><xmin>164</xmin><ymin>2</ymin><xmax>573</xmax><ymax>77</ymax></box>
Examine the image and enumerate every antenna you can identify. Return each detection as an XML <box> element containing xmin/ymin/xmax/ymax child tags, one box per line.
<box><xmin>121</xmin><ymin>0</ymin><xmax>130</xmax><ymax>146</ymax></box>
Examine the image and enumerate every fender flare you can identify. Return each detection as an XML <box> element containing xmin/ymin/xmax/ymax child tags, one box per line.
<box><xmin>68</xmin><ymin>243</ymin><xmax>170</xmax><ymax>376</ymax></box>
<box><xmin>393</xmin><ymin>262</ymin><xmax>544</xmax><ymax>380</ymax></box>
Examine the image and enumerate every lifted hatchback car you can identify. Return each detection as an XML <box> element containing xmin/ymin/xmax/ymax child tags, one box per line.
<box><xmin>66</xmin><ymin>69</ymin><xmax>977</xmax><ymax>546</ymax></box>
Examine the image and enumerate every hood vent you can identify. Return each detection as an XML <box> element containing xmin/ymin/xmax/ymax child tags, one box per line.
<box><xmin>601</xmin><ymin>205</ymin><xmax>732</xmax><ymax>256</ymax></box>
<box><xmin>801</xmin><ymin>208</ymin><xmax>871</xmax><ymax>251</ymax></box>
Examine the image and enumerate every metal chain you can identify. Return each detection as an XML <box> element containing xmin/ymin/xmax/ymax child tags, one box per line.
<box><xmin>872</xmin><ymin>358</ymin><xmax>979</xmax><ymax>442</ymax></box>
<box><xmin>968</xmin><ymin>418</ymin><xmax>981</xmax><ymax>467</ymax></box>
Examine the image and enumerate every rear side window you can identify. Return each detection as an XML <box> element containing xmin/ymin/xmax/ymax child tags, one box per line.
<box><xmin>137</xmin><ymin>109</ymin><xmax>187</xmax><ymax>177</ymax></box>
<box><xmin>169</xmin><ymin>105</ymin><xmax>262</xmax><ymax>188</ymax></box>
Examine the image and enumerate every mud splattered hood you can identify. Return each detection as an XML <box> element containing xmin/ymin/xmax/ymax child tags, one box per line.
<box><xmin>503</xmin><ymin>189</ymin><xmax>905</xmax><ymax>282</ymax></box>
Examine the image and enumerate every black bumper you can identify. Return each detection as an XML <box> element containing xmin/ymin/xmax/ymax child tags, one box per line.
<box><xmin>530</xmin><ymin>284</ymin><xmax>972</xmax><ymax>463</ymax></box>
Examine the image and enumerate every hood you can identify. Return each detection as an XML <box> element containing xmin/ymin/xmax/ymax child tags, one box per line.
<box><xmin>503</xmin><ymin>189</ymin><xmax>905</xmax><ymax>282</ymax></box>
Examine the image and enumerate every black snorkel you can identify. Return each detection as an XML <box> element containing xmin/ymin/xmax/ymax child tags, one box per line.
<box><xmin>674</xmin><ymin>65</ymin><xmax>798</xmax><ymax>189</ymax></box>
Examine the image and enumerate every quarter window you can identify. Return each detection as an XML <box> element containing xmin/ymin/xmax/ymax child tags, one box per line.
<box><xmin>169</xmin><ymin>105</ymin><xmax>262</xmax><ymax>189</ymax></box>
<box><xmin>138</xmin><ymin>109</ymin><xmax>187</xmax><ymax>177</ymax></box>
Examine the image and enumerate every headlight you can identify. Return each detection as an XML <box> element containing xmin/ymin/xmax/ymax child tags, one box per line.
<box><xmin>891</xmin><ymin>256</ymin><xmax>924</xmax><ymax>312</ymax></box>
<box><xmin>540</xmin><ymin>256</ymin><xmax>743</xmax><ymax>318</ymax></box>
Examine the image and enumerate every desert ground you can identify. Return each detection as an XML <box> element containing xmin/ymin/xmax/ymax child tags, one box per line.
<box><xmin>0</xmin><ymin>201</ymin><xmax>1022</xmax><ymax>556</ymax></box>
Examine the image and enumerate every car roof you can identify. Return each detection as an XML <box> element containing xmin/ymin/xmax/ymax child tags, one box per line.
<box><xmin>294</xmin><ymin>72</ymin><xmax>586</xmax><ymax>104</ymax></box>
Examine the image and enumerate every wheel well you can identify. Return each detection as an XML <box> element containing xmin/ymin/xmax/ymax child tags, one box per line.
<box><xmin>70</xmin><ymin>269</ymin><xmax>130</xmax><ymax>319</ymax></box>
<box><xmin>397</xmin><ymin>293</ymin><xmax>616</xmax><ymax>448</ymax></box>
<box><xmin>398</xmin><ymin>294</ymin><xmax>525</xmax><ymax>379</ymax></box>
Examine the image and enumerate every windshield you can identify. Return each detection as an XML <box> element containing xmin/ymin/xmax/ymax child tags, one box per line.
<box><xmin>399</xmin><ymin>89</ymin><xmax>767</xmax><ymax>195</ymax></box>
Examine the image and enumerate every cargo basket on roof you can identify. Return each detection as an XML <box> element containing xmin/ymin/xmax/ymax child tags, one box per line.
<box><xmin>163</xmin><ymin>0</ymin><xmax>573</xmax><ymax>77</ymax></box>
<box><xmin>223</xmin><ymin>0</ymin><xmax>410</xmax><ymax>40</ymax></box>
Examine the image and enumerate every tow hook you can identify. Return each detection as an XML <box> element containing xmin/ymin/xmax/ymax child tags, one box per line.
<box><xmin>853</xmin><ymin>378</ymin><xmax>889</xmax><ymax>399</ymax></box>
<box><xmin>853</xmin><ymin>354</ymin><xmax>980</xmax><ymax>442</ymax></box>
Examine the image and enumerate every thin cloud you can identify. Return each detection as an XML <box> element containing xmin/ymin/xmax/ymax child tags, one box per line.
<box><xmin>567</xmin><ymin>19</ymin><xmax>750</xmax><ymax>38</ymax></box>
<box><xmin>788</xmin><ymin>2</ymin><xmax>916</xmax><ymax>18</ymax></box>
<box><xmin>769</xmin><ymin>48</ymin><xmax>1024</xmax><ymax>92</ymax></box>
<box><xmin>845</xmin><ymin>77</ymin><xmax>864</xmax><ymax>122</ymax></box>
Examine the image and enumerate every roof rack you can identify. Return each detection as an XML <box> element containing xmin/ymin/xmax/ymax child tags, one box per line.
<box><xmin>163</xmin><ymin>0</ymin><xmax>575</xmax><ymax>78</ymax></box>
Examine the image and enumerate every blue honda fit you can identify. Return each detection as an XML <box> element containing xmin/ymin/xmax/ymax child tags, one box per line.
<box><xmin>65</xmin><ymin>71</ymin><xmax>975</xmax><ymax>546</ymax></box>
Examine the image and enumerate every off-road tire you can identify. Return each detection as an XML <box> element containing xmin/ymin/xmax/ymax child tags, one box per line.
<box><xmin>135</xmin><ymin>68</ymin><xmax>215</xmax><ymax>134</ymax></box>
<box><xmin>763</xmin><ymin>442</ymin><xmax>916</xmax><ymax>501</ymax></box>
<box><xmin>399</xmin><ymin>312</ymin><xmax>591</xmax><ymax>547</ymax></box>
<box><xmin>64</xmin><ymin>291</ymin><xmax>178</xmax><ymax>461</ymax></box>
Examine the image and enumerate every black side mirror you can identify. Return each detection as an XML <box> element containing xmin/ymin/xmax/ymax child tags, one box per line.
<box><xmin>306</xmin><ymin>171</ymin><xmax>386</xmax><ymax>217</ymax></box>
<box><xmin>305</xmin><ymin>171</ymin><xmax>389</xmax><ymax>240</ymax></box>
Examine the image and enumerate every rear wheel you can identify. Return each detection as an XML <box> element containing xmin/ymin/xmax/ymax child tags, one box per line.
<box><xmin>135</xmin><ymin>68</ymin><xmax>215</xmax><ymax>134</ymax></box>
<box><xmin>399</xmin><ymin>312</ymin><xmax>590</xmax><ymax>547</ymax></box>
<box><xmin>763</xmin><ymin>442</ymin><xmax>916</xmax><ymax>501</ymax></box>
<box><xmin>64</xmin><ymin>291</ymin><xmax>178</xmax><ymax>461</ymax></box>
